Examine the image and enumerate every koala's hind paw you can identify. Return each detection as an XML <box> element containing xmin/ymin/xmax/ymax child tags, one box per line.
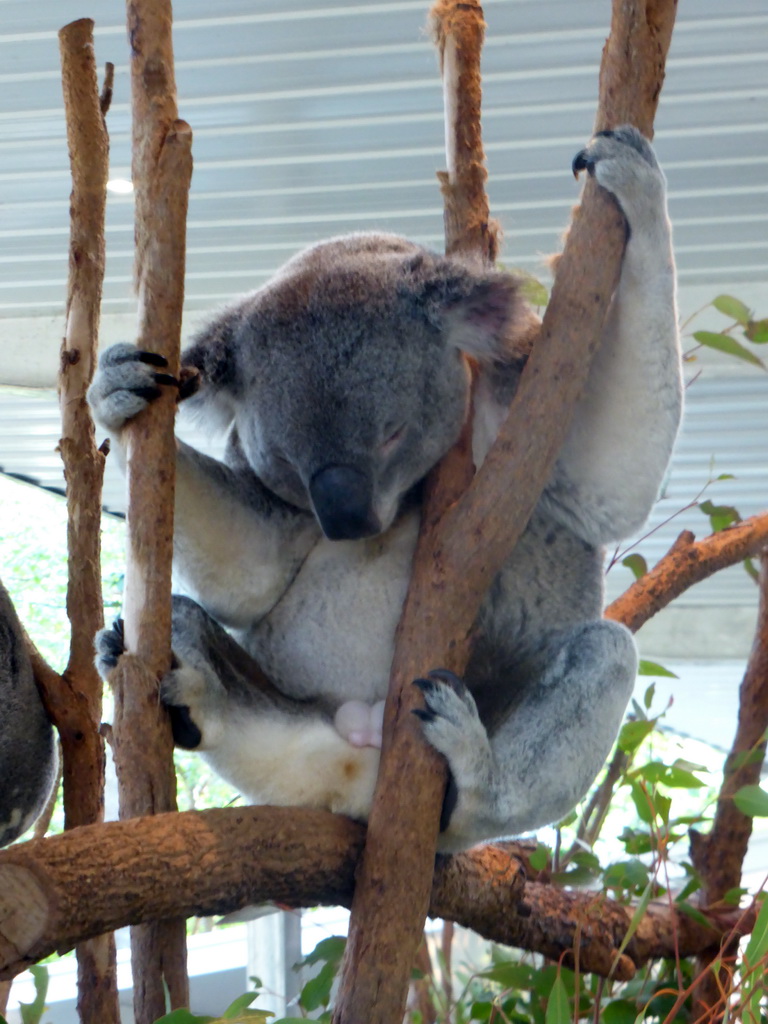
<box><xmin>160</xmin><ymin>664</ymin><xmax>219</xmax><ymax>750</ymax></box>
<box><xmin>413</xmin><ymin>668</ymin><xmax>479</xmax><ymax>727</ymax></box>
<box><xmin>94</xmin><ymin>618</ymin><xmax>125</xmax><ymax>678</ymax></box>
<box><xmin>88</xmin><ymin>342</ymin><xmax>179</xmax><ymax>432</ymax></box>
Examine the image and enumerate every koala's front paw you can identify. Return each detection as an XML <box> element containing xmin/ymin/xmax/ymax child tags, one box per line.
<box><xmin>88</xmin><ymin>342</ymin><xmax>179</xmax><ymax>433</ymax></box>
<box><xmin>94</xmin><ymin>618</ymin><xmax>125</xmax><ymax>679</ymax></box>
<box><xmin>572</xmin><ymin>125</ymin><xmax>665</xmax><ymax>226</ymax></box>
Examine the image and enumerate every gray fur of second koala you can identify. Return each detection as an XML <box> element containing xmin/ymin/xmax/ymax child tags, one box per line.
<box><xmin>0</xmin><ymin>579</ymin><xmax>57</xmax><ymax>846</ymax></box>
<box><xmin>90</xmin><ymin>127</ymin><xmax>682</xmax><ymax>851</ymax></box>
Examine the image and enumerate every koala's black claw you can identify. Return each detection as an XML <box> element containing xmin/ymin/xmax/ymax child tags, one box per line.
<box><xmin>137</xmin><ymin>350</ymin><xmax>169</xmax><ymax>368</ymax></box>
<box><xmin>153</xmin><ymin>372</ymin><xmax>179</xmax><ymax>389</ymax></box>
<box><xmin>572</xmin><ymin>150</ymin><xmax>593</xmax><ymax>178</ymax></box>
<box><xmin>595</xmin><ymin>129</ymin><xmax>616</xmax><ymax>140</ymax></box>
<box><xmin>112</xmin><ymin>617</ymin><xmax>125</xmax><ymax>644</ymax></box>
<box><xmin>426</xmin><ymin>668</ymin><xmax>466</xmax><ymax>693</ymax></box>
<box><xmin>412</xmin><ymin>707</ymin><xmax>436</xmax><ymax>723</ymax></box>
<box><xmin>167</xmin><ymin>704</ymin><xmax>203</xmax><ymax>750</ymax></box>
<box><xmin>133</xmin><ymin>385</ymin><xmax>163</xmax><ymax>403</ymax></box>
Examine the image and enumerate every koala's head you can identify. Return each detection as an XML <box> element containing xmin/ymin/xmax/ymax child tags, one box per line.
<box><xmin>183</xmin><ymin>233</ymin><xmax>526</xmax><ymax>541</ymax></box>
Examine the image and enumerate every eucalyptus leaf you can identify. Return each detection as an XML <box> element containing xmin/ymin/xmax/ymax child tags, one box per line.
<box><xmin>638</xmin><ymin>660</ymin><xmax>678</xmax><ymax>679</ymax></box>
<box><xmin>676</xmin><ymin>901</ymin><xmax>717</xmax><ymax>931</ymax></box>
<box><xmin>733</xmin><ymin>784</ymin><xmax>768</xmax><ymax>817</ymax></box>
<box><xmin>544</xmin><ymin>973</ymin><xmax>570</xmax><ymax>1024</ymax></box>
<box><xmin>693</xmin><ymin>330</ymin><xmax>766</xmax><ymax>370</ymax></box>
<box><xmin>712</xmin><ymin>294</ymin><xmax>751</xmax><ymax>324</ymax></box>
<box><xmin>622</xmin><ymin>553</ymin><xmax>647</xmax><ymax>580</ymax></box>
<box><xmin>744</xmin><ymin>895</ymin><xmax>768</xmax><ymax>964</ymax></box>
<box><xmin>601</xmin><ymin>1000</ymin><xmax>640</xmax><ymax>1024</ymax></box>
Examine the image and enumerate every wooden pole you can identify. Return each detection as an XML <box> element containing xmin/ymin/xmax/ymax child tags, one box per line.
<box><xmin>108</xmin><ymin>1</ymin><xmax>193</xmax><ymax>1019</ymax></box>
<box><xmin>57</xmin><ymin>19</ymin><xmax>120</xmax><ymax>1023</ymax></box>
<box><xmin>333</xmin><ymin>2</ymin><xmax>678</xmax><ymax>1021</ymax></box>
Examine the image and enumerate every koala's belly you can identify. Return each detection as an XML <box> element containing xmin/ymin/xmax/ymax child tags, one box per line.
<box><xmin>242</xmin><ymin>512</ymin><xmax>421</xmax><ymax>705</ymax></box>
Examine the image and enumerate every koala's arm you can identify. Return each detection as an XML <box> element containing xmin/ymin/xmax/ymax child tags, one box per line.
<box><xmin>88</xmin><ymin>344</ymin><xmax>318</xmax><ymax>628</ymax></box>
<box><xmin>541</xmin><ymin>128</ymin><xmax>683</xmax><ymax>546</ymax></box>
<box><xmin>172</xmin><ymin>441</ymin><xmax>318</xmax><ymax>627</ymax></box>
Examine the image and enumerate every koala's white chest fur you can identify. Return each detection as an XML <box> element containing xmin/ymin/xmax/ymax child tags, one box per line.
<box><xmin>241</xmin><ymin>512</ymin><xmax>420</xmax><ymax>705</ymax></box>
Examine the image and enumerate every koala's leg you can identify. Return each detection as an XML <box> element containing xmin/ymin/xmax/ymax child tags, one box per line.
<box><xmin>543</xmin><ymin>126</ymin><xmax>683</xmax><ymax>547</ymax></box>
<box><xmin>414</xmin><ymin>620</ymin><xmax>636</xmax><ymax>852</ymax></box>
<box><xmin>96</xmin><ymin>597</ymin><xmax>381</xmax><ymax>820</ymax></box>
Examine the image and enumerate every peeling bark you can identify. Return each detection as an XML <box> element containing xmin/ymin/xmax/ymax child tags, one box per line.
<box><xmin>57</xmin><ymin>19</ymin><xmax>119</xmax><ymax>1022</ymax></box>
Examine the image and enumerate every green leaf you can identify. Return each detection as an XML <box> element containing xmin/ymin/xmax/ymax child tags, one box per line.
<box><xmin>744</xmin><ymin>895</ymin><xmax>768</xmax><ymax>964</ymax></box>
<box><xmin>529</xmin><ymin>845</ymin><xmax>551</xmax><ymax>871</ymax></box>
<box><xmin>299</xmin><ymin>961</ymin><xmax>337</xmax><ymax>1012</ymax></box>
<box><xmin>152</xmin><ymin>1011</ymin><xmax>215</xmax><ymax>1024</ymax></box>
<box><xmin>745</xmin><ymin>318</ymin><xmax>768</xmax><ymax>343</ymax></box>
<box><xmin>712</xmin><ymin>294</ymin><xmax>751</xmax><ymax>324</ymax></box>
<box><xmin>622</xmin><ymin>553</ymin><xmax>647</xmax><ymax>580</ymax></box>
<box><xmin>601</xmin><ymin>1000</ymin><xmax>640</xmax><ymax>1024</ymax></box>
<box><xmin>733</xmin><ymin>784</ymin><xmax>768</xmax><ymax>817</ymax></box>
<box><xmin>693</xmin><ymin>330</ymin><xmax>766</xmax><ymax>370</ymax></box>
<box><xmin>296</xmin><ymin>935</ymin><xmax>345</xmax><ymax>969</ymax></box>
<box><xmin>643</xmin><ymin>683</ymin><xmax>656</xmax><ymax>710</ymax></box>
<box><xmin>742</xmin><ymin>896</ymin><xmax>768</xmax><ymax>1024</ymax></box>
<box><xmin>676</xmin><ymin>901</ymin><xmax>717</xmax><ymax>931</ymax></box>
<box><xmin>222</xmin><ymin>993</ymin><xmax>272</xmax><ymax>1021</ymax></box>
<box><xmin>638</xmin><ymin>660</ymin><xmax>678</xmax><ymax>679</ymax></box>
<box><xmin>469</xmin><ymin>1001</ymin><xmax>493</xmax><ymax>1021</ymax></box>
<box><xmin>617</xmin><ymin>720</ymin><xmax>655</xmax><ymax>755</ymax></box>
<box><xmin>722</xmin><ymin>886</ymin><xmax>748</xmax><ymax>906</ymax></box>
<box><xmin>613</xmin><ymin>877</ymin><xmax>653</xmax><ymax>967</ymax></box>
<box><xmin>545</xmin><ymin>973</ymin><xmax>570</xmax><ymax>1024</ymax></box>
<box><xmin>699</xmin><ymin>499</ymin><xmax>741</xmax><ymax>532</ymax></box>
<box><xmin>479</xmin><ymin>962</ymin><xmax>534</xmax><ymax>988</ymax></box>
<box><xmin>19</xmin><ymin>965</ymin><xmax>49</xmax><ymax>1024</ymax></box>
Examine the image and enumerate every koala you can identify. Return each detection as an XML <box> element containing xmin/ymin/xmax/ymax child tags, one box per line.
<box><xmin>90</xmin><ymin>127</ymin><xmax>682</xmax><ymax>851</ymax></box>
<box><xmin>0</xmin><ymin>578</ymin><xmax>58</xmax><ymax>846</ymax></box>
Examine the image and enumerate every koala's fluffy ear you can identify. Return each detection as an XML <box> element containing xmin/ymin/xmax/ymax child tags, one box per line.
<box><xmin>408</xmin><ymin>256</ymin><xmax>529</xmax><ymax>361</ymax></box>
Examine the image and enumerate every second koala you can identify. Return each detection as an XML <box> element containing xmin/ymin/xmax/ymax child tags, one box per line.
<box><xmin>91</xmin><ymin>128</ymin><xmax>682</xmax><ymax>851</ymax></box>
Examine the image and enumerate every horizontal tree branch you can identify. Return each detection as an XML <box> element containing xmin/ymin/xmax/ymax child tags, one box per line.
<box><xmin>606</xmin><ymin>513</ymin><xmax>768</xmax><ymax>633</ymax></box>
<box><xmin>0</xmin><ymin>806</ymin><xmax>747</xmax><ymax>984</ymax></box>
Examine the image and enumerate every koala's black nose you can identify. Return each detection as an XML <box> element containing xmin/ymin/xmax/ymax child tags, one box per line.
<box><xmin>309</xmin><ymin>464</ymin><xmax>381</xmax><ymax>540</ymax></box>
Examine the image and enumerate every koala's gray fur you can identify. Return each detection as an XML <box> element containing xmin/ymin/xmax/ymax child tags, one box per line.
<box><xmin>0</xmin><ymin>578</ymin><xmax>57</xmax><ymax>846</ymax></box>
<box><xmin>90</xmin><ymin>127</ymin><xmax>682</xmax><ymax>851</ymax></box>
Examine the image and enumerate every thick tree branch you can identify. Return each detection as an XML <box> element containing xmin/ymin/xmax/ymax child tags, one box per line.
<box><xmin>57</xmin><ymin>20</ymin><xmax>119</xmax><ymax>1021</ymax></box>
<box><xmin>605</xmin><ymin>514</ymin><xmax>768</xmax><ymax>632</ymax></box>
<box><xmin>0</xmin><ymin>807</ymin><xmax>747</xmax><ymax>984</ymax></box>
<box><xmin>335</xmin><ymin>4</ymin><xmax>494</xmax><ymax>1019</ymax></box>
<box><xmin>110</xmin><ymin>2</ymin><xmax>193</xmax><ymax>1018</ymax></box>
<box><xmin>336</xmin><ymin>2</ymin><xmax>677</xmax><ymax>1021</ymax></box>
